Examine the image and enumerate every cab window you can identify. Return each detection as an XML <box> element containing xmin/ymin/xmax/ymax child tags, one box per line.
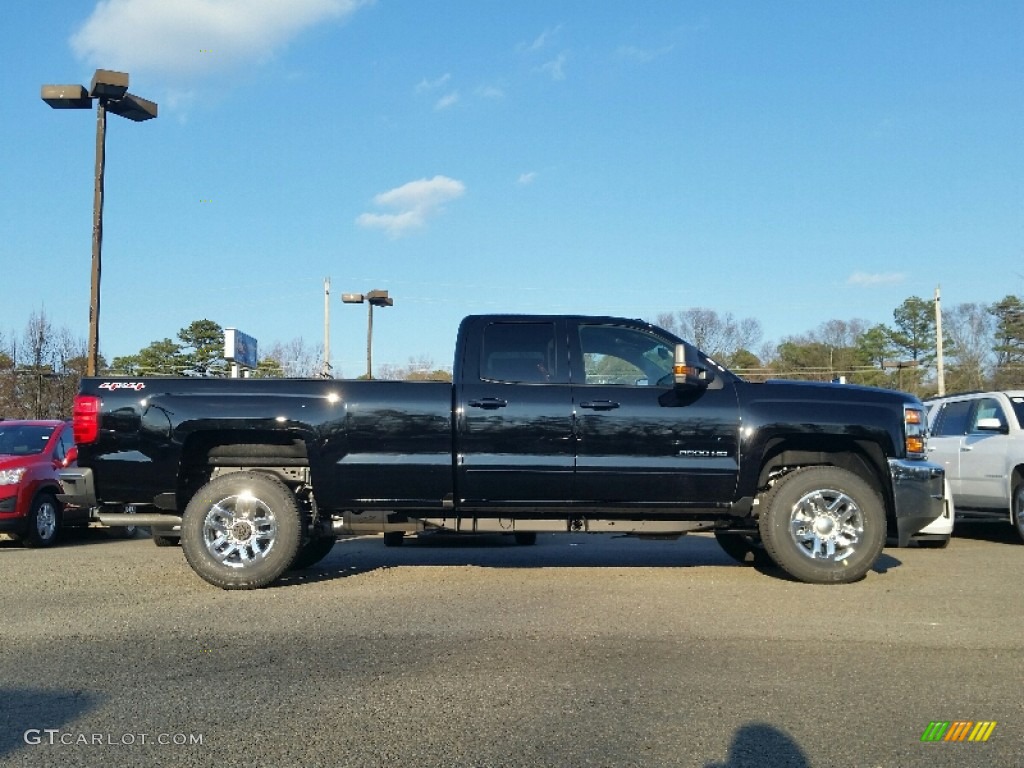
<box><xmin>481</xmin><ymin>322</ymin><xmax>557</xmax><ymax>383</ymax></box>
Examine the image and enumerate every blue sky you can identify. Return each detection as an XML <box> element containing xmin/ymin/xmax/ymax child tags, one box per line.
<box><xmin>3</xmin><ymin>1</ymin><xmax>1022</xmax><ymax>376</ymax></box>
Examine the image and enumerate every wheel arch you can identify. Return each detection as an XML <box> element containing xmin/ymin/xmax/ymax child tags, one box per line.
<box><xmin>756</xmin><ymin>436</ymin><xmax>893</xmax><ymax>523</ymax></box>
<box><xmin>176</xmin><ymin>429</ymin><xmax>312</xmax><ymax>509</ymax></box>
<box><xmin>1011</xmin><ymin>465</ymin><xmax>1024</xmax><ymax>520</ymax></box>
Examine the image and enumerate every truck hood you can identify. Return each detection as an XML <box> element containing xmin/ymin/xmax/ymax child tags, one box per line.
<box><xmin>755</xmin><ymin>378</ymin><xmax>917</xmax><ymax>404</ymax></box>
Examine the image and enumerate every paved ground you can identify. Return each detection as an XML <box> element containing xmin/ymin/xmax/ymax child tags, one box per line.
<box><xmin>1</xmin><ymin>523</ymin><xmax>1022</xmax><ymax>768</ymax></box>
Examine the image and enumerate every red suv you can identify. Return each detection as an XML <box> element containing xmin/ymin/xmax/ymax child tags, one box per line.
<box><xmin>0</xmin><ymin>420</ymin><xmax>88</xmax><ymax>547</ymax></box>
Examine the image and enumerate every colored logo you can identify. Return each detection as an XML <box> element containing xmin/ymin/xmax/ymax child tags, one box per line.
<box><xmin>921</xmin><ymin>721</ymin><xmax>996</xmax><ymax>742</ymax></box>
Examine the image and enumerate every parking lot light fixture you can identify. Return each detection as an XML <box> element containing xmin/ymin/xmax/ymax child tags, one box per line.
<box><xmin>342</xmin><ymin>290</ymin><xmax>394</xmax><ymax>379</ymax></box>
<box><xmin>41</xmin><ymin>69</ymin><xmax>158</xmax><ymax>376</ymax></box>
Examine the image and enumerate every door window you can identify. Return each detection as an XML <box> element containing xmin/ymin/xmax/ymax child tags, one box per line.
<box><xmin>578</xmin><ymin>325</ymin><xmax>674</xmax><ymax>387</ymax></box>
<box><xmin>970</xmin><ymin>398</ymin><xmax>1007</xmax><ymax>433</ymax></box>
<box><xmin>480</xmin><ymin>322</ymin><xmax>558</xmax><ymax>383</ymax></box>
<box><xmin>931</xmin><ymin>400</ymin><xmax>971</xmax><ymax>436</ymax></box>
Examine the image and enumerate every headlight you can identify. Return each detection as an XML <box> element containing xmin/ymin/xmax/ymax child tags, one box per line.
<box><xmin>904</xmin><ymin>406</ymin><xmax>927</xmax><ymax>458</ymax></box>
<box><xmin>0</xmin><ymin>468</ymin><xmax>26</xmax><ymax>485</ymax></box>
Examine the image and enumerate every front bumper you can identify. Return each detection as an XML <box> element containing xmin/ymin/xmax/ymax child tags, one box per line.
<box><xmin>0</xmin><ymin>516</ymin><xmax>27</xmax><ymax>535</ymax></box>
<box><xmin>889</xmin><ymin>458</ymin><xmax>945</xmax><ymax>546</ymax></box>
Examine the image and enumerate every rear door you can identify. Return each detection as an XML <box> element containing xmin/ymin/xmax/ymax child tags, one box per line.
<box><xmin>455</xmin><ymin>318</ymin><xmax>574</xmax><ymax>509</ymax></box>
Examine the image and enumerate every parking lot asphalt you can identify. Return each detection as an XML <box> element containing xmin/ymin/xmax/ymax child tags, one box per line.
<box><xmin>1</xmin><ymin>524</ymin><xmax>1022</xmax><ymax>768</ymax></box>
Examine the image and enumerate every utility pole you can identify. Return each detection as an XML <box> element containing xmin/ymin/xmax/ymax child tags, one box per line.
<box><xmin>934</xmin><ymin>286</ymin><xmax>945</xmax><ymax>396</ymax></box>
<box><xmin>322</xmin><ymin>277</ymin><xmax>332</xmax><ymax>378</ymax></box>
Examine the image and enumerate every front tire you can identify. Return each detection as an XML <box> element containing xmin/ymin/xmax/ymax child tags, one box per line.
<box><xmin>1013</xmin><ymin>482</ymin><xmax>1024</xmax><ymax>543</ymax></box>
<box><xmin>181</xmin><ymin>472</ymin><xmax>303</xmax><ymax>590</ymax></box>
<box><xmin>758</xmin><ymin>466</ymin><xmax>885</xmax><ymax>584</ymax></box>
<box><xmin>23</xmin><ymin>493</ymin><xmax>61</xmax><ymax>548</ymax></box>
<box><xmin>714</xmin><ymin>530</ymin><xmax>771</xmax><ymax>566</ymax></box>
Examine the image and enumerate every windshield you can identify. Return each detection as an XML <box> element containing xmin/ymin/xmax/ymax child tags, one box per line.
<box><xmin>0</xmin><ymin>425</ymin><xmax>56</xmax><ymax>456</ymax></box>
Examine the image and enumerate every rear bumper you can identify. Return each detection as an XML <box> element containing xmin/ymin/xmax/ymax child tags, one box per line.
<box><xmin>889</xmin><ymin>458</ymin><xmax>945</xmax><ymax>546</ymax></box>
<box><xmin>57</xmin><ymin>467</ymin><xmax>98</xmax><ymax>508</ymax></box>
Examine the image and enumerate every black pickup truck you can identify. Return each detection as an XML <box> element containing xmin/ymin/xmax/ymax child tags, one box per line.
<box><xmin>59</xmin><ymin>314</ymin><xmax>944</xmax><ymax>589</ymax></box>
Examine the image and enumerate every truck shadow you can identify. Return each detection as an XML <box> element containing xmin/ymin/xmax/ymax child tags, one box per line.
<box><xmin>275</xmin><ymin>533</ymin><xmax>904</xmax><ymax>587</ymax></box>
<box><xmin>953</xmin><ymin>520</ymin><xmax>1021</xmax><ymax>545</ymax></box>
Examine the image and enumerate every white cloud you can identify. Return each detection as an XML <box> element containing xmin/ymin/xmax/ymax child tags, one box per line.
<box><xmin>356</xmin><ymin>176</ymin><xmax>466</xmax><ymax>238</ymax></box>
<box><xmin>540</xmin><ymin>53</ymin><xmax>567</xmax><ymax>81</ymax></box>
<box><xmin>71</xmin><ymin>0</ymin><xmax>370</xmax><ymax>79</ymax></box>
<box><xmin>476</xmin><ymin>85</ymin><xmax>504</xmax><ymax>100</ymax></box>
<box><xmin>434</xmin><ymin>91</ymin><xmax>460</xmax><ymax>111</ymax></box>
<box><xmin>847</xmin><ymin>271</ymin><xmax>905</xmax><ymax>286</ymax></box>
<box><xmin>519</xmin><ymin>26</ymin><xmax>562</xmax><ymax>54</ymax></box>
<box><xmin>416</xmin><ymin>73</ymin><xmax>451</xmax><ymax>92</ymax></box>
<box><xmin>518</xmin><ymin>172</ymin><xmax>537</xmax><ymax>185</ymax></box>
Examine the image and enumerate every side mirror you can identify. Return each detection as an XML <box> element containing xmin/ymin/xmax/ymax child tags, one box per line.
<box><xmin>975</xmin><ymin>417</ymin><xmax>1008</xmax><ymax>433</ymax></box>
<box><xmin>62</xmin><ymin>445</ymin><xmax>79</xmax><ymax>468</ymax></box>
<box><xmin>673</xmin><ymin>343</ymin><xmax>712</xmax><ymax>388</ymax></box>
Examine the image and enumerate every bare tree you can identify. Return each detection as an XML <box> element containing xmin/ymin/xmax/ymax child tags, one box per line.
<box><xmin>377</xmin><ymin>356</ymin><xmax>452</xmax><ymax>381</ymax></box>
<box><xmin>942</xmin><ymin>302</ymin><xmax>993</xmax><ymax>392</ymax></box>
<box><xmin>0</xmin><ymin>311</ymin><xmax>85</xmax><ymax>418</ymax></box>
<box><xmin>53</xmin><ymin>328</ymin><xmax>88</xmax><ymax>416</ymax></box>
<box><xmin>0</xmin><ymin>329</ymin><xmax>14</xmax><ymax>418</ymax></box>
<box><xmin>261</xmin><ymin>338</ymin><xmax>324</xmax><ymax>378</ymax></box>
<box><xmin>655</xmin><ymin>308</ymin><xmax>763</xmax><ymax>366</ymax></box>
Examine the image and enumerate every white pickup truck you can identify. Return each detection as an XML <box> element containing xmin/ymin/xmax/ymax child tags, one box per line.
<box><xmin>925</xmin><ymin>389</ymin><xmax>1024</xmax><ymax>542</ymax></box>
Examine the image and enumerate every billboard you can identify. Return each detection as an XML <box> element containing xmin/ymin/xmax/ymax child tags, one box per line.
<box><xmin>224</xmin><ymin>328</ymin><xmax>258</xmax><ymax>369</ymax></box>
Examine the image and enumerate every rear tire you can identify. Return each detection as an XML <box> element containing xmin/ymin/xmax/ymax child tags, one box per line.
<box><xmin>23</xmin><ymin>493</ymin><xmax>61</xmax><ymax>548</ymax></box>
<box><xmin>714</xmin><ymin>531</ymin><xmax>771</xmax><ymax>565</ymax></box>
<box><xmin>758</xmin><ymin>466</ymin><xmax>885</xmax><ymax>584</ymax></box>
<box><xmin>181</xmin><ymin>471</ymin><xmax>302</xmax><ymax>590</ymax></box>
<box><xmin>383</xmin><ymin>531</ymin><xmax>405</xmax><ymax>547</ymax></box>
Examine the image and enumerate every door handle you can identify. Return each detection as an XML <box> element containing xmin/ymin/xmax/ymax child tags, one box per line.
<box><xmin>468</xmin><ymin>397</ymin><xmax>508</xmax><ymax>410</ymax></box>
<box><xmin>961</xmin><ymin>445</ymin><xmax>973</xmax><ymax>452</ymax></box>
<box><xmin>579</xmin><ymin>400</ymin><xmax>620</xmax><ymax>411</ymax></box>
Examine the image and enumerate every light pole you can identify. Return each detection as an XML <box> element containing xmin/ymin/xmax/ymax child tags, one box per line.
<box><xmin>341</xmin><ymin>289</ymin><xmax>394</xmax><ymax>379</ymax></box>
<box><xmin>42</xmin><ymin>69</ymin><xmax>158</xmax><ymax>376</ymax></box>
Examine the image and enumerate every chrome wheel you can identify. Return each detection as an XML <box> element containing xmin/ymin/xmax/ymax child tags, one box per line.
<box><xmin>202</xmin><ymin>491</ymin><xmax>279</xmax><ymax>569</ymax></box>
<box><xmin>758</xmin><ymin>466</ymin><xmax>884</xmax><ymax>584</ymax></box>
<box><xmin>788</xmin><ymin>488</ymin><xmax>864</xmax><ymax>561</ymax></box>
<box><xmin>182</xmin><ymin>472</ymin><xmax>303</xmax><ymax>589</ymax></box>
<box><xmin>34</xmin><ymin>500</ymin><xmax>58</xmax><ymax>542</ymax></box>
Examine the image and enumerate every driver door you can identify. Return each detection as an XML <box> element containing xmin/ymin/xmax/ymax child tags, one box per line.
<box><xmin>570</xmin><ymin>322</ymin><xmax>740</xmax><ymax>508</ymax></box>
